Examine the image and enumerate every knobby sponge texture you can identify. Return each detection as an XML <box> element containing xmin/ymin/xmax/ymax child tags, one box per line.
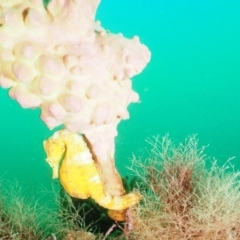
<box><xmin>0</xmin><ymin>0</ymin><xmax>151</xmax><ymax>136</ymax></box>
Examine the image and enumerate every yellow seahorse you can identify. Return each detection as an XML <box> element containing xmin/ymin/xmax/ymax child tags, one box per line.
<box><xmin>43</xmin><ymin>129</ymin><xmax>141</xmax><ymax>220</ymax></box>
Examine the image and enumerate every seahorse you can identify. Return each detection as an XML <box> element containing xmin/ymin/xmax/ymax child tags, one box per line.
<box><xmin>43</xmin><ymin>129</ymin><xmax>141</xmax><ymax>220</ymax></box>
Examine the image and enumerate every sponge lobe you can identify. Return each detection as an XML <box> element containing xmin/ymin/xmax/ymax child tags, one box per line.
<box><xmin>0</xmin><ymin>0</ymin><xmax>151</xmax><ymax>136</ymax></box>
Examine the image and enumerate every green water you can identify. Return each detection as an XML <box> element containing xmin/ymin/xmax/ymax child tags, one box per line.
<box><xmin>0</xmin><ymin>0</ymin><xmax>240</xmax><ymax>200</ymax></box>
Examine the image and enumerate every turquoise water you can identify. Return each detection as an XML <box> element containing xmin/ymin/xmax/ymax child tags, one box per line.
<box><xmin>0</xmin><ymin>0</ymin><xmax>240</xmax><ymax>199</ymax></box>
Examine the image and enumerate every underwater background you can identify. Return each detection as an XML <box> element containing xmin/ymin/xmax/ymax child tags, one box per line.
<box><xmin>0</xmin><ymin>0</ymin><xmax>240</xmax><ymax>202</ymax></box>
